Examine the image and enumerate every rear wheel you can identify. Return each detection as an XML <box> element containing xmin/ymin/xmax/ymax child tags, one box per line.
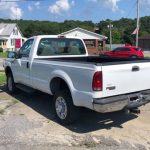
<box><xmin>6</xmin><ymin>73</ymin><xmax>17</xmax><ymax>94</ymax></box>
<box><xmin>53</xmin><ymin>90</ymin><xmax>79</xmax><ymax>125</ymax></box>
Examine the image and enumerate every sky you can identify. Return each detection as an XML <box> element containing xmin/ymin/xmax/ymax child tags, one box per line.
<box><xmin>0</xmin><ymin>0</ymin><xmax>150</xmax><ymax>22</ymax></box>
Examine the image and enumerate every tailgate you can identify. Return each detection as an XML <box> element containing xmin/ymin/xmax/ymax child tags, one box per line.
<box><xmin>102</xmin><ymin>62</ymin><xmax>150</xmax><ymax>97</ymax></box>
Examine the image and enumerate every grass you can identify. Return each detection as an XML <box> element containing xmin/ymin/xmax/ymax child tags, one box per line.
<box><xmin>0</xmin><ymin>100</ymin><xmax>18</xmax><ymax>115</ymax></box>
<box><xmin>0</xmin><ymin>108</ymin><xmax>5</xmax><ymax>114</ymax></box>
<box><xmin>0</xmin><ymin>72</ymin><xmax>6</xmax><ymax>85</ymax></box>
<box><xmin>0</xmin><ymin>52</ymin><xmax>7</xmax><ymax>58</ymax></box>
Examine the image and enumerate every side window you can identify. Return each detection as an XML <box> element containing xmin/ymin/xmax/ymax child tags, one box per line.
<box><xmin>19</xmin><ymin>39</ymin><xmax>34</xmax><ymax>57</ymax></box>
<box><xmin>113</xmin><ymin>47</ymin><xmax>130</xmax><ymax>52</ymax></box>
<box><xmin>113</xmin><ymin>48</ymin><xmax>121</xmax><ymax>52</ymax></box>
<box><xmin>123</xmin><ymin>48</ymin><xmax>131</xmax><ymax>51</ymax></box>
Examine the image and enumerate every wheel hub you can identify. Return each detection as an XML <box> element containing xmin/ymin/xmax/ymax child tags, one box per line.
<box><xmin>55</xmin><ymin>96</ymin><xmax>67</xmax><ymax>120</ymax></box>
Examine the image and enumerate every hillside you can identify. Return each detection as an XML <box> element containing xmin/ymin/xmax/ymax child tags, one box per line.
<box><xmin>1</xmin><ymin>16</ymin><xmax>150</xmax><ymax>44</ymax></box>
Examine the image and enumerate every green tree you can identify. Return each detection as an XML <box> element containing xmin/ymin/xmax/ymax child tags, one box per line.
<box><xmin>112</xmin><ymin>29</ymin><xmax>121</xmax><ymax>44</ymax></box>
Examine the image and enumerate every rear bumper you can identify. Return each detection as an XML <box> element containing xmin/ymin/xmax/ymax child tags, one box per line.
<box><xmin>93</xmin><ymin>90</ymin><xmax>150</xmax><ymax>113</ymax></box>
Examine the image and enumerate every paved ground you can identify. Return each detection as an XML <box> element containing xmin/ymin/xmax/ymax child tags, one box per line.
<box><xmin>144</xmin><ymin>51</ymin><xmax>150</xmax><ymax>57</ymax></box>
<box><xmin>0</xmin><ymin>85</ymin><xmax>150</xmax><ymax>150</ymax></box>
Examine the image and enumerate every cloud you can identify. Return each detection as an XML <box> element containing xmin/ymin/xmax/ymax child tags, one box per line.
<box><xmin>34</xmin><ymin>1</ymin><xmax>40</xmax><ymax>9</ymax></box>
<box><xmin>140</xmin><ymin>0</ymin><xmax>150</xmax><ymax>11</ymax></box>
<box><xmin>71</xmin><ymin>1</ymin><xmax>75</xmax><ymax>6</ymax></box>
<box><xmin>0</xmin><ymin>0</ymin><xmax>23</xmax><ymax>19</ymax></box>
<box><xmin>28</xmin><ymin>1</ymin><xmax>41</xmax><ymax>12</ymax></box>
<box><xmin>48</xmin><ymin>0</ymin><xmax>75</xmax><ymax>14</ymax></box>
<box><xmin>28</xmin><ymin>5</ymin><xmax>33</xmax><ymax>12</ymax></box>
<box><xmin>89</xmin><ymin>0</ymin><xmax>120</xmax><ymax>12</ymax></box>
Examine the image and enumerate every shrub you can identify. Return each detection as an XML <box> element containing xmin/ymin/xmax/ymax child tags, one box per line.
<box><xmin>0</xmin><ymin>47</ymin><xmax>3</xmax><ymax>53</ymax></box>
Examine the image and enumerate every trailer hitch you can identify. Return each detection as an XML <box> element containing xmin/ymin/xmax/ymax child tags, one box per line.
<box><xmin>125</xmin><ymin>108</ymin><xmax>141</xmax><ymax>114</ymax></box>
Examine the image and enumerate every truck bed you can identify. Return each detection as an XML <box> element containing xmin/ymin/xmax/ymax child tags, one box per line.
<box><xmin>35</xmin><ymin>56</ymin><xmax>150</xmax><ymax>98</ymax></box>
<box><xmin>37</xmin><ymin>56</ymin><xmax>150</xmax><ymax>66</ymax></box>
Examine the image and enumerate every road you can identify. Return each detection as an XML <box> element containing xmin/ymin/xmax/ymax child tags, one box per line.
<box><xmin>144</xmin><ymin>51</ymin><xmax>150</xmax><ymax>57</ymax></box>
<box><xmin>0</xmin><ymin>85</ymin><xmax>150</xmax><ymax>150</ymax></box>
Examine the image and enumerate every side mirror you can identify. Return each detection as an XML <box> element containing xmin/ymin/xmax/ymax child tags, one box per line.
<box><xmin>7</xmin><ymin>51</ymin><xmax>18</xmax><ymax>59</ymax></box>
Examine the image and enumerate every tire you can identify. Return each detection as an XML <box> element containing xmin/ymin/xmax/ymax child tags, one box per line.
<box><xmin>53</xmin><ymin>90</ymin><xmax>79</xmax><ymax>125</ymax></box>
<box><xmin>6</xmin><ymin>73</ymin><xmax>17</xmax><ymax>94</ymax></box>
<box><xmin>130</xmin><ymin>55</ymin><xmax>138</xmax><ymax>59</ymax></box>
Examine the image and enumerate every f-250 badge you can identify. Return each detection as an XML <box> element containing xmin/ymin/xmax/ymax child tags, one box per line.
<box><xmin>106</xmin><ymin>86</ymin><xmax>116</xmax><ymax>90</ymax></box>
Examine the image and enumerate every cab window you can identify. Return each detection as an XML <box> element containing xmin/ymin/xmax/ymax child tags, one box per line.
<box><xmin>37</xmin><ymin>38</ymin><xmax>86</xmax><ymax>56</ymax></box>
<box><xmin>19</xmin><ymin>39</ymin><xmax>34</xmax><ymax>57</ymax></box>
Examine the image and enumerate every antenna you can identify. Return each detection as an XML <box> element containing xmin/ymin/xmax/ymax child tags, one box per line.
<box><xmin>136</xmin><ymin>0</ymin><xmax>140</xmax><ymax>47</ymax></box>
<box><xmin>16</xmin><ymin>7</ymin><xmax>18</xmax><ymax>21</ymax></box>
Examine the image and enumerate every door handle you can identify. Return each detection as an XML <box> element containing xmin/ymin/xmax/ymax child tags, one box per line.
<box><xmin>26</xmin><ymin>62</ymin><xmax>29</xmax><ymax>68</ymax></box>
<box><xmin>132</xmin><ymin>66</ymin><xmax>140</xmax><ymax>72</ymax></box>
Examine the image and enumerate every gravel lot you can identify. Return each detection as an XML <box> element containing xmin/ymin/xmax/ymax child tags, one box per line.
<box><xmin>0</xmin><ymin>85</ymin><xmax>150</xmax><ymax>150</ymax></box>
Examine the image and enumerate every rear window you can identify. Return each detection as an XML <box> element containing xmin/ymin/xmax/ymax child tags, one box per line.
<box><xmin>37</xmin><ymin>38</ymin><xmax>86</xmax><ymax>56</ymax></box>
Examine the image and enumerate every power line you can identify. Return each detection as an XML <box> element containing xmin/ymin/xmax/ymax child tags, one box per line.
<box><xmin>125</xmin><ymin>1</ymin><xmax>137</xmax><ymax>18</ymax></box>
<box><xmin>0</xmin><ymin>0</ymin><xmax>46</xmax><ymax>2</ymax></box>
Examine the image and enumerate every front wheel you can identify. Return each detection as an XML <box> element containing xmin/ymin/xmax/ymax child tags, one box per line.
<box><xmin>53</xmin><ymin>90</ymin><xmax>79</xmax><ymax>125</ymax></box>
<box><xmin>6</xmin><ymin>73</ymin><xmax>17</xmax><ymax>94</ymax></box>
<box><xmin>130</xmin><ymin>55</ymin><xmax>138</xmax><ymax>59</ymax></box>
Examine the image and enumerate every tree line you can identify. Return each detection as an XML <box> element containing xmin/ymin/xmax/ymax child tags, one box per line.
<box><xmin>1</xmin><ymin>16</ymin><xmax>150</xmax><ymax>44</ymax></box>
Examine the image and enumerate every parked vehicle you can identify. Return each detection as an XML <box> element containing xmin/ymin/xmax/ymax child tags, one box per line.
<box><xmin>102</xmin><ymin>46</ymin><xmax>144</xmax><ymax>58</ymax></box>
<box><xmin>3</xmin><ymin>35</ymin><xmax>150</xmax><ymax>124</ymax></box>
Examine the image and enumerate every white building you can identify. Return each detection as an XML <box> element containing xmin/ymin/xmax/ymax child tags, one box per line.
<box><xmin>0</xmin><ymin>23</ymin><xmax>25</xmax><ymax>51</ymax></box>
<box><xmin>60</xmin><ymin>27</ymin><xmax>107</xmax><ymax>54</ymax></box>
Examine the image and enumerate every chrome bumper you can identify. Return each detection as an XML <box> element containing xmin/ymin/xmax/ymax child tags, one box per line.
<box><xmin>93</xmin><ymin>90</ymin><xmax>150</xmax><ymax>113</ymax></box>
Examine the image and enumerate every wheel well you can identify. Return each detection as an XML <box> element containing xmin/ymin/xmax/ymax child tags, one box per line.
<box><xmin>50</xmin><ymin>77</ymin><xmax>70</xmax><ymax>95</ymax></box>
<box><xmin>5</xmin><ymin>67</ymin><xmax>12</xmax><ymax>76</ymax></box>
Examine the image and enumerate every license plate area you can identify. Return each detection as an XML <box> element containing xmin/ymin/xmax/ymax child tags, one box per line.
<box><xmin>130</xmin><ymin>96</ymin><xmax>139</xmax><ymax>102</ymax></box>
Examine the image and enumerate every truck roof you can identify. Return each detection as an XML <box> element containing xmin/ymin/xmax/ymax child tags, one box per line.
<box><xmin>29</xmin><ymin>35</ymin><xmax>84</xmax><ymax>40</ymax></box>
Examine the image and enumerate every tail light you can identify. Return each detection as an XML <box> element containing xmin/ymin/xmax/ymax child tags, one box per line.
<box><xmin>92</xmin><ymin>71</ymin><xmax>103</xmax><ymax>91</ymax></box>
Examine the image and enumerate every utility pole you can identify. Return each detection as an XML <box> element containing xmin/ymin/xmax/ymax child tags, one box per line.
<box><xmin>107</xmin><ymin>23</ymin><xmax>113</xmax><ymax>51</ymax></box>
<box><xmin>136</xmin><ymin>0</ymin><xmax>140</xmax><ymax>47</ymax></box>
<box><xmin>16</xmin><ymin>7</ymin><xmax>18</xmax><ymax>22</ymax></box>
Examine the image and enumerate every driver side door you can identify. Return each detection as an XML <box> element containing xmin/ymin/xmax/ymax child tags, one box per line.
<box><xmin>11</xmin><ymin>39</ymin><xmax>34</xmax><ymax>86</ymax></box>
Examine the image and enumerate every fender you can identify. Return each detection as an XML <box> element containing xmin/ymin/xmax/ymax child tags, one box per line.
<box><xmin>49</xmin><ymin>70</ymin><xmax>76</xmax><ymax>102</ymax></box>
<box><xmin>3</xmin><ymin>59</ymin><xmax>12</xmax><ymax>70</ymax></box>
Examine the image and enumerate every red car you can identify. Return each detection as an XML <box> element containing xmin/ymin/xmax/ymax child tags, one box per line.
<box><xmin>102</xmin><ymin>46</ymin><xmax>144</xmax><ymax>58</ymax></box>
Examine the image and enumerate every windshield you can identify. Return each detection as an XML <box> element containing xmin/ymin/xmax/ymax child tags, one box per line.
<box><xmin>37</xmin><ymin>38</ymin><xmax>86</xmax><ymax>56</ymax></box>
<box><xmin>134</xmin><ymin>47</ymin><xmax>142</xmax><ymax>51</ymax></box>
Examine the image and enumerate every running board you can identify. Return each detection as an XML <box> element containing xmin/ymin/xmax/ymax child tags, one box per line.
<box><xmin>16</xmin><ymin>84</ymin><xmax>35</xmax><ymax>93</ymax></box>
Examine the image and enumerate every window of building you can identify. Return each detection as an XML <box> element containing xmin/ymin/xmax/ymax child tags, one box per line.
<box><xmin>84</xmin><ymin>39</ymin><xmax>96</xmax><ymax>48</ymax></box>
<box><xmin>3</xmin><ymin>41</ymin><xmax>6</xmax><ymax>46</ymax></box>
<box><xmin>11</xmin><ymin>39</ymin><xmax>15</xmax><ymax>46</ymax></box>
<box><xmin>98</xmin><ymin>41</ymin><xmax>103</xmax><ymax>48</ymax></box>
<box><xmin>13</xmin><ymin>28</ymin><xmax>18</xmax><ymax>35</ymax></box>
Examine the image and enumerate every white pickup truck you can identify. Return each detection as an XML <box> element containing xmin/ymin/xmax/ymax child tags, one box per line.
<box><xmin>3</xmin><ymin>35</ymin><xmax>150</xmax><ymax>124</ymax></box>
